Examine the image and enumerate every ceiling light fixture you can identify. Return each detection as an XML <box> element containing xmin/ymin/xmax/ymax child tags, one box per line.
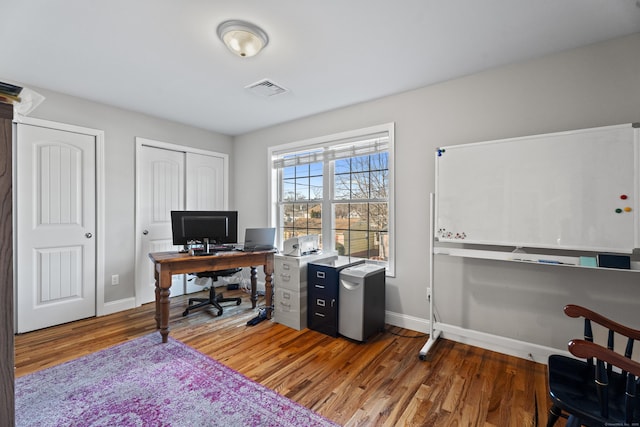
<box><xmin>217</xmin><ymin>20</ymin><xmax>269</xmax><ymax>58</ymax></box>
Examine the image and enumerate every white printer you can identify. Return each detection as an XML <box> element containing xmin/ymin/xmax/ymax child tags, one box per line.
<box><xmin>282</xmin><ymin>235</ymin><xmax>320</xmax><ymax>257</ymax></box>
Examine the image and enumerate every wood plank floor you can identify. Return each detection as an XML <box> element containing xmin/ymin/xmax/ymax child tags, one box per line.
<box><xmin>15</xmin><ymin>289</ymin><xmax>561</xmax><ymax>426</ymax></box>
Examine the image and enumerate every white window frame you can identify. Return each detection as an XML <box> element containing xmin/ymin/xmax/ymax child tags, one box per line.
<box><xmin>268</xmin><ymin>123</ymin><xmax>395</xmax><ymax>276</ymax></box>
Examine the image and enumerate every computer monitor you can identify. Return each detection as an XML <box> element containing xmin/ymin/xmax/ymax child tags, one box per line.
<box><xmin>170</xmin><ymin>211</ymin><xmax>238</xmax><ymax>251</ymax></box>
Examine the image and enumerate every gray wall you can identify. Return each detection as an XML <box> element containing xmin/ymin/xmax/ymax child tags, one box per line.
<box><xmin>233</xmin><ymin>33</ymin><xmax>640</xmax><ymax>352</ymax></box>
<box><xmin>20</xmin><ymin>87</ymin><xmax>233</xmax><ymax>303</ymax></box>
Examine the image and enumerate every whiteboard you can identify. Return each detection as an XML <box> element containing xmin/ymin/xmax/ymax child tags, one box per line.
<box><xmin>435</xmin><ymin>123</ymin><xmax>640</xmax><ymax>253</ymax></box>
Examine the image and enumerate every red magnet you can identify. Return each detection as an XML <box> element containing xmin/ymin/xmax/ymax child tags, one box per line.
<box><xmin>621</xmin><ymin>194</ymin><xmax>628</xmax><ymax>200</ymax></box>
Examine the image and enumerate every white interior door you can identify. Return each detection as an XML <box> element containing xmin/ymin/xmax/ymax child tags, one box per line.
<box><xmin>135</xmin><ymin>144</ymin><xmax>185</xmax><ymax>305</ymax></box>
<box><xmin>16</xmin><ymin>123</ymin><xmax>96</xmax><ymax>333</ymax></box>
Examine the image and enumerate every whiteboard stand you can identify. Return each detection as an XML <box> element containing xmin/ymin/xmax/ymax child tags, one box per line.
<box><xmin>419</xmin><ymin>193</ymin><xmax>441</xmax><ymax>360</ymax></box>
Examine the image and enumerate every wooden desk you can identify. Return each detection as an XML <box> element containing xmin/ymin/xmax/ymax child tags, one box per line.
<box><xmin>149</xmin><ymin>250</ymin><xmax>275</xmax><ymax>343</ymax></box>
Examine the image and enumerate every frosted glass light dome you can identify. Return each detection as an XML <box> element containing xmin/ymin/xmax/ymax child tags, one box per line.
<box><xmin>217</xmin><ymin>20</ymin><xmax>269</xmax><ymax>58</ymax></box>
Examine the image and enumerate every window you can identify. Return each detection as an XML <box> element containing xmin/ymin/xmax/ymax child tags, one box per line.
<box><xmin>270</xmin><ymin>123</ymin><xmax>394</xmax><ymax>275</ymax></box>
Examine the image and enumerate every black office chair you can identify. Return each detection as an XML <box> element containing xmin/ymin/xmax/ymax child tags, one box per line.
<box><xmin>546</xmin><ymin>304</ymin><xmax>640</xmax><ymax>427</ymax></box>
<box><xmin>182</xmin><ymin>268</ymin><xmax>242</xmax><ymax>317</ymax></box>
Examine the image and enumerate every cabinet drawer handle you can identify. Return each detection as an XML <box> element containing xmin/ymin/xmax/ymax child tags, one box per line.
<box><xmin>316</xmin><ymin>299</ymin><xmax>325</xmax><ymax>307</ymax></box>
<box><xmin>316</xmin><ymin>272</ymin><xmax>325</xmax><ymax>279</ymax></box>
<box><xmin>314</xmin><ymin>284</ymin><xmax>325</xmax><ymax>289</ymax></box>
<box><xmin>314</xmin><ymin>312</ymin><xmax>326</xmax><ymax>317</ymax></box>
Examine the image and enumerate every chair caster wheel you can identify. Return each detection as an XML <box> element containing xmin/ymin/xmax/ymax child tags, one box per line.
<box><xmin>235</xmin><ymin>300</ymin><xmax>241</xmax><ymax>306</ymax></box>
<box><xmin>217</xmin><ymin>309</ymin><xmax>223</xmax><ymax>316</ymax></box>
<box><xmin>182</xmin><ymin>310</ymin><xmax>189</xmax><ymax>317</ymax></box>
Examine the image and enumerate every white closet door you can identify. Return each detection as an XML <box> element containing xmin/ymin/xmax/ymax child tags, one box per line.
<box><xmin>185</xmin><ymin>152</ymin><xmax>227</xmax><ymax>294</ymax></box>
<box><xmin>16</xmin><ymin>123</ymin><xmax>96</xmax><ymax>333</ymax></box>
<box><xmin>135</xmin><ymin>144</ymin><xmax>228</xmax><ymax>304</ymax></box>
<box><xmin>135</xmin><ymin>145</ymin><xmax>185</xmax><ymax>305</ymax></box>
<box><xmin>186</xmin><ymin>152</ymin><xmax>225</xmax><ymax>210</ymax></box>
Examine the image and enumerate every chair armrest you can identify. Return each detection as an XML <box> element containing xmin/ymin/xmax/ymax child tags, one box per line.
<box><xmin>568</xmin><ymin>339</ymin><xmax>640</xmax><ymax>377</ymax></box>
<box><xmin>564</xmin><ymin>304</ymin><xmax>640</xmax><ymax>340</ymax></box>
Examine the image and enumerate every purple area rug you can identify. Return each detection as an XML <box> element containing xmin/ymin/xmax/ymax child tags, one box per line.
<box><xmin>15</xmin><ymin>333</ymin><xmax>339</xmax><ymax>427</ymax></box>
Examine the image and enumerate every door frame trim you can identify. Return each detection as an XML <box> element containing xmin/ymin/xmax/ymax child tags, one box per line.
<box><xmin>13</xmin><ymin>116</ymin><xmax>106</xmax><ymax>319</ymax></box>
<box><xmin>134</xmin><ymin>137</ymin><xmax>229</xmax><ymax>306</ymax></box>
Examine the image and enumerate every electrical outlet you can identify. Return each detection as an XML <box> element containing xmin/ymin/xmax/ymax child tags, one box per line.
<box><xmin>111</xmin><ymin>274</ymin><xmax>119</xmax><ymax>286</ymax></box>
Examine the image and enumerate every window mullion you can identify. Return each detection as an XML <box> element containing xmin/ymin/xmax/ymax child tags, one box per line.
<box><xmin>323</xmin><ymin>159</ymin><xmax>334</xmax><ymax>252</ymax></box>
<box><xmin>276</xmin><ymin>168</ymin><xmax>283</xmax><ymax>244</ymax></box>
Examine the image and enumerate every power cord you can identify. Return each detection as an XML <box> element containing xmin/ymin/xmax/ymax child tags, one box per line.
<box><xmin>385</xmin><ymin>328</ymin><xmax>428</xmax><ymax>339</ymax></box>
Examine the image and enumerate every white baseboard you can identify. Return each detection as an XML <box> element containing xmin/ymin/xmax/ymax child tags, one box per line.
<box><xmin>385</xmin><ymin>310</ymin><xmax>430</xmax><ymax>333</ymax></box>
<box><xmin>385</xmin><ymin>311</ymin><xmax>568</xmax><ymax>364</ymax></box>
<box><xmin>98</xmin><ymin>297</ymin><xmax>136</xmax><ymax>316</ymax></box>
<box><xmin>434</xmin><ymin>322</ymin><xmax>569</xmax><ymax>364</ymax></box>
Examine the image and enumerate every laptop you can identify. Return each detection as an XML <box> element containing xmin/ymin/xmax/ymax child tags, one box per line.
<box><xmin>241</xmin><ymin>227</ymin><xmax>276</xmax><ymax>252</ymax></box>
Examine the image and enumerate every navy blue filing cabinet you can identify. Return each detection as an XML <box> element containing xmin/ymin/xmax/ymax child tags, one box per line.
<box><xmin>307</xmin><ymin>256</ymin><xmax>364</xmax><ymax>337</ymax></box>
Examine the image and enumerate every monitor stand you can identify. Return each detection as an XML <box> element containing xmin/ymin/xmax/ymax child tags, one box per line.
<box><xmin>191</xmin><ymin>238</ymin><xmax>215</xmax><ymax>256</ymax></box>
<box><xmin>193</xmin><ymin>238</ymin><xmax>226</xmax><ymax>256</ymax></box>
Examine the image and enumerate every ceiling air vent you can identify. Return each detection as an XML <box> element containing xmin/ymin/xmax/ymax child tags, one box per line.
<box><xmin>245</xmin><ymin>79</ymin><xmax>289</xmax><ymax>97</ymax></box>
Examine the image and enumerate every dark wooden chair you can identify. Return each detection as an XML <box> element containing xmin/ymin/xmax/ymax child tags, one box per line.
<box><xmin>182</xmin><ymin>268</ymin><xmax>242</xmax><ymax>317</ymax></box>
<box><xmin>546</xmin><ymin>304</ymin><xmax>640</xmax><ymax>427</ymax></box>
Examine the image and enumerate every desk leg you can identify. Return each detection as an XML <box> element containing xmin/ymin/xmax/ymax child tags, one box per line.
<box><xmin>250</xmin><ymin>266</ymin><xmax>257</xmax><ymax>309</ymax></box>
<box><xmin>264</xmin><ymin>262</ymin><xmax>273</xmax><ymax>319</ymax></box>
<box><xmin>156</xmin><ymin>268</ymin><xmax>172</xmax><ymax>343</ymax></box>
<box><xmin>154</xmin><ymin>267</ymin><xmax>161</xmax><ymax>329</ymax></box>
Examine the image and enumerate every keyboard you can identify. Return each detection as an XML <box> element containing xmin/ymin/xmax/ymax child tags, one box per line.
<box><xmin>193</xmin><ymin>246</ymin><xmax>237</xmax><ymax>256</ymax></box>
<box><xmin>210</xmin><ymin>245</ymin><xmax>236</xmax><ymax>252</ymax></box>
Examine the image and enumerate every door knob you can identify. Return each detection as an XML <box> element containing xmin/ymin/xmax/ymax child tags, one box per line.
<box><xmin>85</xmin><ymin>232</ymin><xmax>93</xmax><ymax>238</ymax></box>
<box><xmin>143</xmin><ymin>230</ymin><xmax>149</xmax><ymax>235</ymax></box>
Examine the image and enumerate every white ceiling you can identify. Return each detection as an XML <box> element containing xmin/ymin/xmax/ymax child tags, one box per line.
<box><xmin>1</xmin><ymin>0</ymin><xmax>639</xmax><ymax>136</ymax></box>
